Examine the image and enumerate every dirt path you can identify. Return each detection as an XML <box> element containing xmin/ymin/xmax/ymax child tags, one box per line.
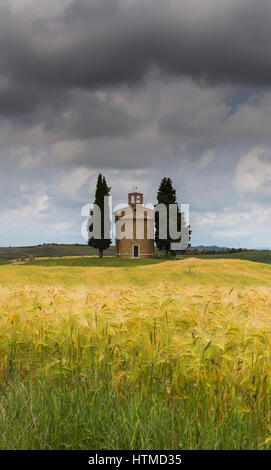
<box><xmin>9</xmin><ymin>260</ymin><xmax>26</xmax><ymax>265</ymax></box>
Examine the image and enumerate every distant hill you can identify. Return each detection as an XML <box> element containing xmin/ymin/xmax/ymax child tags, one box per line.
<box><xmin>191</xmin><ymin>245</ymin><xmax>227</xmax><ymax>251</ymax></box>
<box><xmin>190</xmin><ymin>245</ymin><xmax>246</xmax><ymax>251</ymax></box>
<box><xmin>0</xmin><ymin>243</ymin><xmax>270</xmax><ymax>264</ymax></box>
<box><xmin>0</xmin><ymin>244</ymin><xmax>115</xmax><ymax>262</ymax></box>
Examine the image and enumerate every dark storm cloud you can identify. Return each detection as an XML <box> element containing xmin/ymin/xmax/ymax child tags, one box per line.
<box><xmin>2</xmin><ymin>0</ymin><xmax>271</xmax><ymax>95</ymax></box>
<box><xmin>0</xmin><ymin>0</ymin><xmax>270</xmax><ymax>138</ymax></box>
<box><xmin>40</xmin><ymin>90</ymin><xmax>140</xmax><ymax>139</ymax></box>
<box><xmin>0</xmin><ymin>86</ymin><xmax>70</xmax><ymax>124</ymax></box>
<box><xmin>64</xmin><ymin>0</ymin><xmax>120</xmax><ymax>20</ymax></box>
<box><xmin>0</xmin><ymin>83</ymin><xmax>139</xmax><ymax>138</ymax></box>
<box><xmin>59</xmin><ymin>92</ymin><xmax>140</xmax><ymax>139</ymax></box>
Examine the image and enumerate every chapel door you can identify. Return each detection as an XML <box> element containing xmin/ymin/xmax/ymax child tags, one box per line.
<box><xmin>133</xmin><ymin>245</ymin><xmax>139</xmax><ymax>258</ymax></box>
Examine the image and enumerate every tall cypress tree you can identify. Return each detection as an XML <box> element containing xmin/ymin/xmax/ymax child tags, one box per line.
<box><xmin>155</xmin><ymin>177</ymin><xmax>190</xmax><ymax>256</ymax></box>
<box><xmin>88</xmin><ymin>173</ymin><xmax>111</xmax><ymax>259</ymax></box>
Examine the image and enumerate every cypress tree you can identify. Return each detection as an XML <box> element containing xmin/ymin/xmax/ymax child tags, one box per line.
<box><xmin>88</xmin><ymin>173</ymin><xmax>111</xmax><ymax>259</ymax></box>
<box><xmin>155</xmin><ymin>177</ymin><xmax>190</xmax><ymax>256</ymax></box>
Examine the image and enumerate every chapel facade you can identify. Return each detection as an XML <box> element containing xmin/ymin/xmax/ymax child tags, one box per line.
<box><xmin>114</xmin><ymin>192</ymin><xmax>154</xmax><ymax>259</ymax></box>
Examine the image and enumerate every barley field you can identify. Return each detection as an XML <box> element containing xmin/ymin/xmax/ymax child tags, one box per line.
<box><xmin>1</xmin><ymin>257</ymin><xmax>271</xmax><ymax>449</ymax></box>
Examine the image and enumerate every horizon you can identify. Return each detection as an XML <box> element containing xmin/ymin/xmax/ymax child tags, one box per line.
<box><xmin>1</xmin><ymin>242</ymin><xmax>270</xmax><ymax>250</ymax></box>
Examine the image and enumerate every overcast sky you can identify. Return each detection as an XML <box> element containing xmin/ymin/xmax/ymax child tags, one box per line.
<box><xmin>1</xmin><ymin>0</ymin><xmax>271</xmax><ymax>247</ymax></box>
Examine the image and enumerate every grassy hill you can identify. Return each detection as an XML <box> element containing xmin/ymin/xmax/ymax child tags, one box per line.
<box><xmin>0</xmin><ymin>243</ymin><xmax>115</xmax><ymax>262</ymax></box>
<box><xmin>180</xmin><ymin>249</ymin><xmax>271</xmax><ymax>264</ymax></box>
<box><xmin>1</xmin><ymin>243</ymin><xmax>271</xmax><ymax>265</ymax></box>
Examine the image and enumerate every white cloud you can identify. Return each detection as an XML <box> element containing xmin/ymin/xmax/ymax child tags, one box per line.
<box><xmin>52</xmin><ymin>221</ymin><xmax>74</xmax><ymax>233</ymax></box>
<box><xmin>232</xmin><ymin>146</ymin><xmax>271</xmax><ymax>195</ymax></box>
<box><xmin>193</xmin><ymin>202</ymin><xmax>271</xmax><ymax>245</ymax></box>
<box><xmin>197</xmin><ymin>148</ymin><xmax>216</xmax><ymax>168</ymax></box>
<box><xmin>57</xmin><ymin>167</ymin><xmax>96</xmax><ymax>201</ymax></box>
<box><xmin>1</xmin><ymin>192</ymin><xmax>50</xmax><ymax>223</ymax></box>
